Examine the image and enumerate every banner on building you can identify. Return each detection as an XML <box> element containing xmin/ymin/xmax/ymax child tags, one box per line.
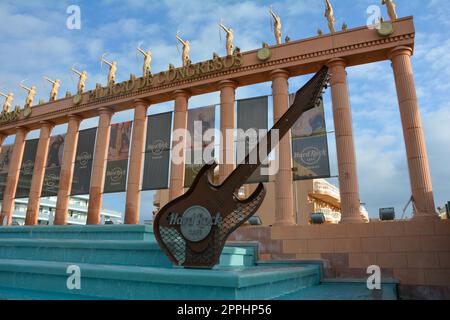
<box><xmin>142</xmin><ymin>112</ymin><xmax>172</xmax><ymax>190</ymax></box>
<box><xmin>41</xmin><ymin>134</ymin><xmax>66</xmax><ymax>197</ymax></box>
<box><xmin>15</xmin><ymin>139</ymin><xmax>39</xmax><ymax>198</ymax></box>
<box><xmin>103</xmin><ymin>121</ymin><xmax>132</xmax><ymax>194</ymax></box>
<box><xmin>0</xmin><ymin>145</ymin><xmax>13</xmax><ymax>200</ymax></box>
<box><xmin>184</xmin><ymin>105</ymin><xmax>216</xmax><ymax>187</ymax></box>
<box><xmin>289</xmin><ymin>94</ymin><xmax>330</xmax><ymax>180</ymax></box>
<box><xmin>237</xmin><ymin>96</ymin><xmax>269</xmax><ymax>184</ymax></box>
<box><xmin>71</xmin><ymin>128</ymin><xmax>97</xmax><ymax>196</ymax></box>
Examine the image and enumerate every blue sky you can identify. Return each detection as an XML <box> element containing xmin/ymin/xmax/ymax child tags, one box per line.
<box><xmin>0</xmin><ymin>0</ymin><xmax>449</xmax><ymax>222</ymax></box>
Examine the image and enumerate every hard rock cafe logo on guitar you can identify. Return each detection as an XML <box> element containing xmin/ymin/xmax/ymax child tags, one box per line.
<box><xmin>169</xmin><ymin>206</ymin><xmax>222</xmax><ymax>242</ymax></box>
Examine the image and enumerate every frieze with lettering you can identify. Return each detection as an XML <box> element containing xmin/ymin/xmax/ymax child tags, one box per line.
<box><xmin>87</xmin><ymin>53</ymin><xmax>243</xmax><ymax>103</ymax></box>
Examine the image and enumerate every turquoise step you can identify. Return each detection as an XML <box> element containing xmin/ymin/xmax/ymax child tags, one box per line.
<box><xmin>277</xmin><ymin>279</ymin><xmax>399</xmax><ymax>300</ymax></box>
<box><xmin>0</xmin><ymin>239</ymin><xmax>256</xmax><ymax>268</ymax></box>
<box><xmin>0</xmin><ymin>225</ymin><xmax>154</xmax><ymax>241</ymax></box>
<box><xmin>0</xmin><ymin>259</ymin><xmax>321</xmax><ymax>300</ymax></box>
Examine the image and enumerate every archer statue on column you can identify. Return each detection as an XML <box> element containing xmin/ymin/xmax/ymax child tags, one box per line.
<box><xmin>137</xmin><ymin>45</ymin><xmax>152</xmax><ymax>77</ymax></box>
<box><xmin>43</xmin><ymin>76</ymin><xmax>61</xmax><ymax>101</ymax></box>
<box><xmin>101</xmin><ymin>54</ymin><xmax>118</xmax><ymax>86</ymax></box>
<box><xmin>71</xmin><ymin>67</ymin><xmax>87</xmax><ymax>95</ymax></box>
<box><xmin>219</xmin><ymin>22</ymin><xmax>234</xmax><ymax>56</ymax></box>
<box><xmin>0</xmin><ymin>91</ymin><xmax>13</xmax><ymax>113</ymax></box>
<box><xmin>269</xmin><ymin>6</ymin><xmax>282</xmax><ymax>45</ymax></box>
<box><xmin>176</xmin><ymin>33</ymin><xmax>191</xmax><ymax>67</ymax></box>
<box><xmin>325</xmin><ymin>0</ymin><xmax>335</xmax><ymax>33</ymax></box>
<box><xmin>19</xmin><ymin>82</ymin><xmax>36</xmax><ymax>108</ymax></box>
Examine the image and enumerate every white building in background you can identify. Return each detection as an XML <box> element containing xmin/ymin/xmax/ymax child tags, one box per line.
<box><xmin>7</xmin><ymin>195</ymin><xmax>122</xmax><ymax>226</ymax></box>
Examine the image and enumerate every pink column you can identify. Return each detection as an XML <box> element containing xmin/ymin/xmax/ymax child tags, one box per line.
<box><xmin>390</xmin><ymin>46</ymin><xmax>438</xmax><ymax>220</ymax></box>
<box><xmin>271</xmin><ymin>69</ymin><xmax>296</xmax><ymax>226</ymax></box>
<box><xmin>0</xmin><ymin>127</ymin><xmax>29</xmax><ymax>226</ymax></box>
<box><xmin>219</xmin><ymin>80</ymin><xmax>237</xmax><ymax>183</ymax></box>
<box><xmin>0</xmin><ymin>134</ymin><xmax>6</xmax><ymax>152</ymax></box>
<box><xmin>87</xmin><ymin>107</ymin><xmax>113</xmax><ymax>225</ymax></box>
<box><xmin>25</xmin><ymin>121</ymin><xmax>54</xmax><ymax>225</ymax></box>
<box><xmin>55</xmin><ymin>115</ymin><xmax>82</xmax><ymax>225</ymax></box>
<box><xmin>169</xmin><ymin>90</ymin><xmax>189</xmax><ymax>200</ymax></box>
<box><xmin>125</xmin><ymin>99</ymin><xmax>149</xmax><ymax>224</ymax></box>
<box><xmin>328</xmin><ymin>58</ymin><xmax>363</xmax><ymax>223</ymax></box>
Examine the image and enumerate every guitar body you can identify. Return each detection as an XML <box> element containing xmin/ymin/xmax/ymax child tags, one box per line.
<box><xmin>153</xmin><ymin>66</ymin><xmax>329</xmax><ymax>269</ymax></box>
<box><xmin>153</xmin><ymin>162</ymin><xmax>266</xmax><ymax>268</ymax></box>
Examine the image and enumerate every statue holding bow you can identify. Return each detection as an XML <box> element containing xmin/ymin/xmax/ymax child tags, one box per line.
<box><xmin>176</xmin><ymin>33</ymin><xmax>191</xmax><ymax>67</ymax></box>
<box><xmin>71</xmin><ymin>67</ymin><xmax>87</xmax><ymax>95</ymax></box>
<box><xmin>0</xmin><ymin>91</ymin><xmax>13</xmax><ymax>113</ymax></box>
<box><xmin>43</xmin><ymin>76</ymin><xmax>61</xmax><ymax>101</ymax></box>
<box><xmin>325</xmin><ymin>0</ymin><xmax>335</xmax><ymax>33</ymax></box>
<box><xmin>219</xmin><ymin>22</ymin><xmax>234</xmax><ymax>56</ymax></box>
<box><xmin>19</xmin><ymin>82</ymin><xmax>36</xmax><ymax>108</ymax></box>
<box><xmin>269</xmin><ymin>7</ymin><xmax>282</xmax><ymax>45</ymax></box>
<box><xmin>101</xmin><ymin>54</ymin><xmax>118</xmax><ymax>86</ymax></box>
<box><xmin>137</xmin><ymin>45</ymin><xmax>152</xmax><ymax>77</ymax></box>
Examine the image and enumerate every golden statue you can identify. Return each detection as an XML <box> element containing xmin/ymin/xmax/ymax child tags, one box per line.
<box><xmin>325</xmin><ymin>0</ymin><xmax>335</xmax><ymax>33</ymax></box>
<box><xmin>19</xmin><ymin>83</ymin><xmax>36</xmax><ymax>108</ymax></box>
<box><xmin>0</xmin><ymin>91</ymin><xmax>13</xmax><ymax>112</ymax></box>
<box><xmin>382</xmin><ymin>0</ymin><xmax>397</xmax><ymax>21</ymax></box>
<box><xmin>219</xmin><ymin>22</ymin><xmax>234</xmax><ymax>56</ymax></box>
<box><xmin>101</xmin><ymin>54</ymin><xmax>117</xmax><ymax>85</ymax></box>
<box><xmin>176</xmin><ymin>33</ymin><xmax>191</xmax><ymax>67</ymax></box>
<box><xmin>43</xmin><ymin>76</ymin><xmax>61</xmax><ymax>101</ymax></box>
<box><xmin>137</xmin><ymin>45</ymin><xmax>152</xmax><ymax>77</ymax></box>
<box><xmin>269</xmin><ymin>6</ymin><xmax>282</xmax><ymax>45</ymax></box>
<box><xmin>71</xmin><ymin>67</ymin><xmax>87</xmax><ymax>95</ymax></box>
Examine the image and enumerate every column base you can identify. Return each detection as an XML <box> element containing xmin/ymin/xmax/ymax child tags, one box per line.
<box><xmin>340</xmin><ymin>216</ymin><xmax>365</xmax><ymax>224</ymax></box>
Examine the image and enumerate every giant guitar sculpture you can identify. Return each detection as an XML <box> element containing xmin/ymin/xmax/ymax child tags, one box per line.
<box><xmin>154</xmin><ymin>66</ymin><xmax>330</xmax><ymax>268</ymax></box>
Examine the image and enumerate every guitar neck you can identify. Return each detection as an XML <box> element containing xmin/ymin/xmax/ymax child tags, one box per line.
<box><xmin>221</xmin><ymin>66</ymin><xmax>329</xmax><ymax>192</ymax></box>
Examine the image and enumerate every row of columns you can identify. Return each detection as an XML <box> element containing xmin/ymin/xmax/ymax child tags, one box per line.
<box><xmin>0</xmin><ymin>46</ymin><xmax>438</xmax><ymax>226</ymax></box>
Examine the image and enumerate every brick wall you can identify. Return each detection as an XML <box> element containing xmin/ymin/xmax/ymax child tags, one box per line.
<box><xmin>229</xmin><ymin>219</ymin><xmax>450</xmax><ymax>299</ymax></box>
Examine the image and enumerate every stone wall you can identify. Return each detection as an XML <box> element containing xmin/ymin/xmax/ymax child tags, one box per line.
<box><xmin>229</xmin><ymin>219</ymin><xmax>450</xmax><ymax>299</ymax></box>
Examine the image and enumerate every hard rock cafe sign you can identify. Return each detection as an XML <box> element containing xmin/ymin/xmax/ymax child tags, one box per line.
<box><xmin>88</xmin><ymin>52</ymin><xmax>243</xmax><ymax>103</ymax></box>
<box><xmin>0</xmin><ymin>106</ymin><xmax>32</xmax><ymax>125</ymax></box>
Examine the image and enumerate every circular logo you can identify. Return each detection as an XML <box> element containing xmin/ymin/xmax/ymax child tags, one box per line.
<box><xmin>149</xmin><ymin>139</ymin><xmax>168</xmax><ymax>156</ymax></box>
<box><xmin>377</xmin><ymin>22</ymin><xmax>394</xmax><ymax>37</ymax></box>
<box><xmin>110</xmin><ymin>167</ymin><xmax>123</xmax><ymax>183</ymax></box>
<box><xmin>257</xmin><ymin>47</ymin><xmax>271</xmax><ymax>61</ymax></box>
<box><xmin>180</xmin><ymin>206</ymin><xmax>212</xmax><ymax>242</ymax></box>
<box><xmin>23</xmin><ymin>107</ymin><xmax>32</xmax><ymax>118</ymax></box>
<box><xmin>45</xmin><ymin>173</ymin><xmax>58</xmax><ymax>188</ymax></box>
<box><xmin>300</xmin><ymin>147</ymin><xmax>322</xmax><ymax>166</ymax></box>
<box><xmin>78</xmin><ymin>151</ymin><xmax>91</xmax><ymax>167</ymax></box>
<box><xmin>23</xmin><ymin>160</ymin><xmax>34</xmax><ymax>175</ymax></box>
<box><xmin>73</xmin><ymin>94</ymin><xmax>81</xmax><ymax>105</ymax></box>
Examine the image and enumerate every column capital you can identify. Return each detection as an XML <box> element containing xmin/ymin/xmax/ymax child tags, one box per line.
<box><xmin>327</xmin><ymin>58</ymin><xmax>347</xmax><ymax>68</ymax></box>
<box><xmin>98</xmin><ymin>107</ymin><xmax>114</xmax><ymax>116</ymax></box>
<box><xmin>218</xmin><ymin>79</ymin><xmax>238</xmax><ymax>90</ymax></box>
<box><xmin>133</xmin><ymin>98</ymin><xmax>149</xmax><ymax>107</ymax></box>
<box><xmin>270</xmin><ymin>69</ymin><xmax>289</xmax><ymax>81</ymax></box>
<box><xmin>172</xmin><ymin>89</ymin><xmax>191</xmax><ymax>100</ymax></box>
<box><xmin>67</xmin><ymin>114</ymin><xmax>83</xmax><ymax>123</ymax></box>
<box><xmin>39</xmin><ymin>120</ymin><xmax>55</xmax><ymax>129</ymax></box>
<box><xmin>14</xmin><ymin>126</ymin><xmax>30</xmax><ymax>135</ymax></box>
<box><xmin>389</xmin><ymin>46</ymin><xmax>413</xmax><ymax>60</ymax></box>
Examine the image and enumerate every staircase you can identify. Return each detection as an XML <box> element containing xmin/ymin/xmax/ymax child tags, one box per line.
<box><xmin>0</xmin><ymin>225</ymin><xmax>398</xmax><ymax>300</ymax></box>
